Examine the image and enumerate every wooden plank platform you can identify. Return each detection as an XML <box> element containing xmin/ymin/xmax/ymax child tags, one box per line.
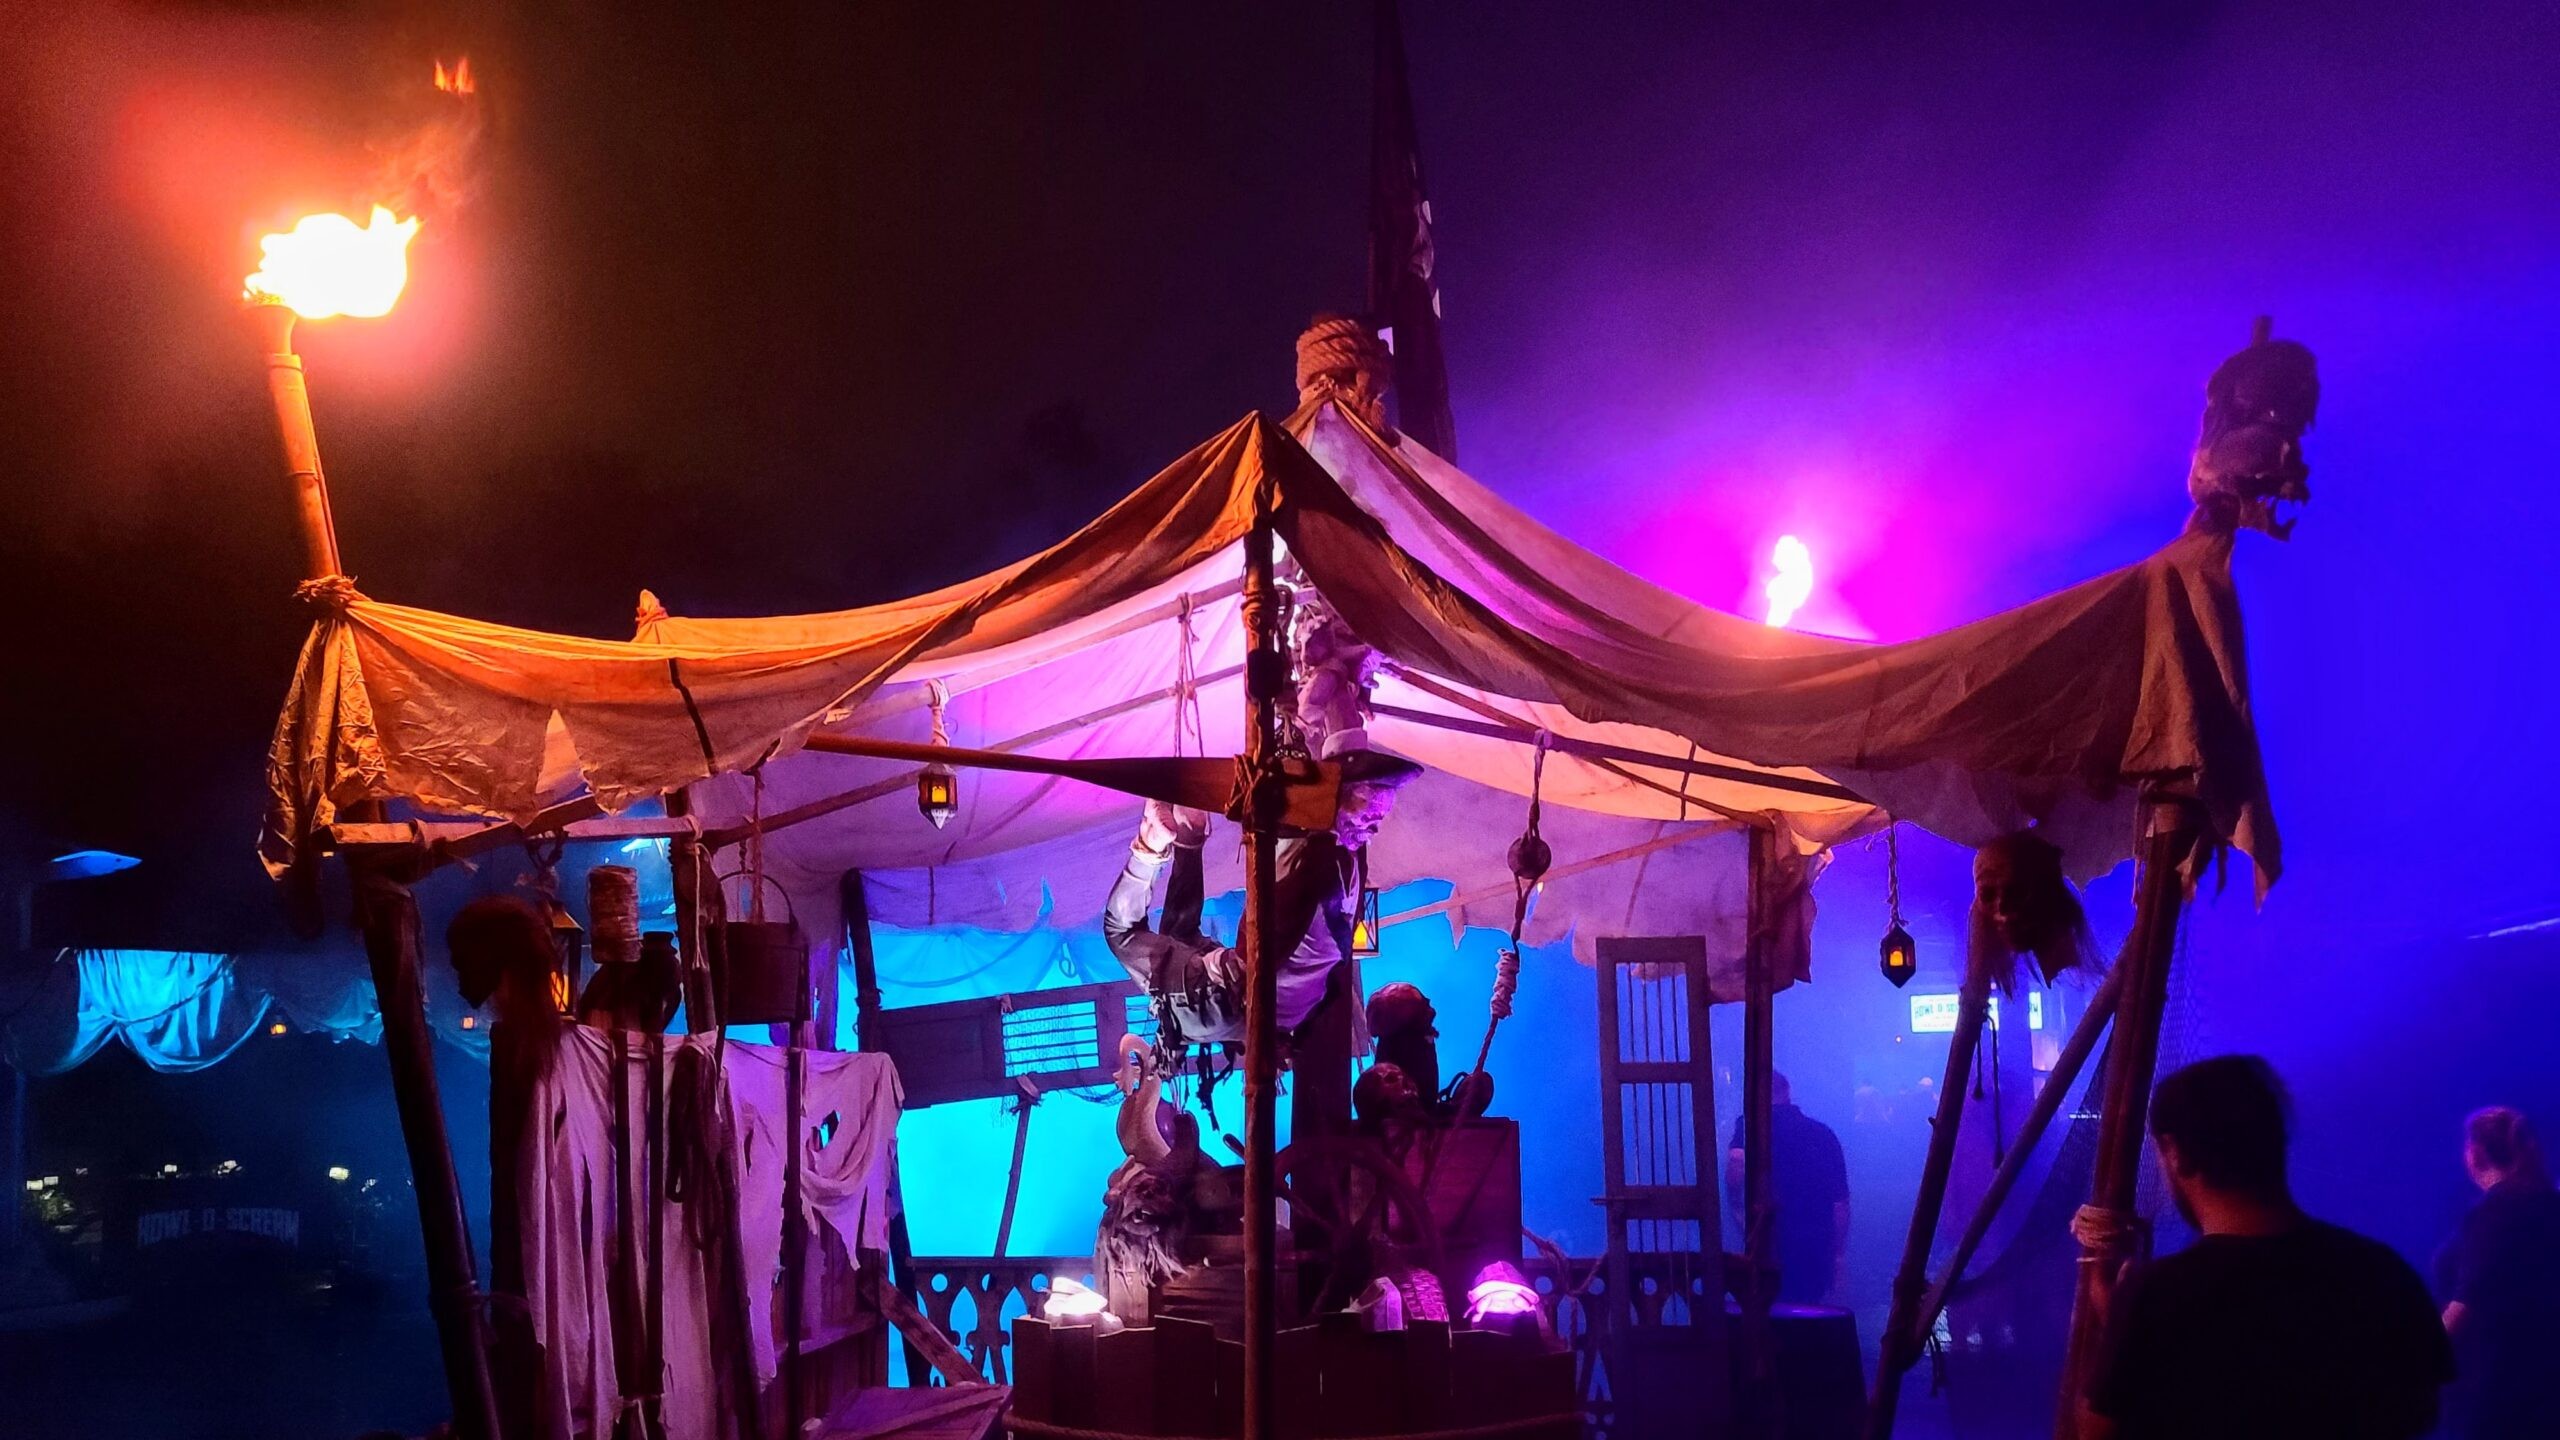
<box><xmin>817</xmin><ymin>1383</ymin><xmax>1012</xmax><ymax>1440</ymax></box>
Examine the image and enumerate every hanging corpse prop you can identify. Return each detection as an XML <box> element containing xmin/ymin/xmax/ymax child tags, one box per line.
<box><xmin>2186</xmin><ymin>321</ymin><xmax>2320</xmax><ymax>539</ymax></box>
<box><xmin>1969</xmin><ymin>830</ymin><xmax>2100</xmax><ymax>989</ymax></box>
<box><xmin>1101</xmin><ymin>599</ymin><xmax>1422</xmax><ymax>1057</ymax></box>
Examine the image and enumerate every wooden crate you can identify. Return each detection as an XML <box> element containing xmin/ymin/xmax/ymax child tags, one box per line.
<box><xmin>1008</xmin><ymin>1316</ymin><xmax>1577</xmax><ymax>1440</ymax></box>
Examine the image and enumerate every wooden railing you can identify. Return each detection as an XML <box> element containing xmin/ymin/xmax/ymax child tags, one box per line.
<box><xmin>902</xmin><ymin>1252</ymin><xmax>1718</xmax><ymax>1413</ymax></box>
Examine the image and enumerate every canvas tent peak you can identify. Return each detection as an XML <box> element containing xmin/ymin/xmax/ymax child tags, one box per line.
<box><xmin>267</xmin><ymin>392</ymin><xmax>2276</xmax><ymax>924</ymax></box>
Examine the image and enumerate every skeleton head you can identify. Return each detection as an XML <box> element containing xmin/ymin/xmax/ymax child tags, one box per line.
<box><xmin>2188</xmin><ymin>336</ymin><xmax>2320</xmax><ymax>538</ymax></box>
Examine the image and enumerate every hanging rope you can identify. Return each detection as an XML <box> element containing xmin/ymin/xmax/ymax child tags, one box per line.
<box><xmin>745</xmin><ymin>767</ymin><xmax>769</xmax><ymax>924</ymax></box>
<box><xmin>926</xmin><ymin>679</ymin><xmax>952</xmax><ymax>749</ymax></box>
<box><xmin>1172</xmin><ymin>594</ymin><xmax>1206</xmax><ymax>759</ymax></box>
<box><xmin>1458</xmin><ymin>733</ymin><xmax>1551</xmax><ymax>1100</ymax></box>
<box><xmin>1886</xmin><ymin>822</ymin><xmax>1906</xmax><ymax>934</ymax></box>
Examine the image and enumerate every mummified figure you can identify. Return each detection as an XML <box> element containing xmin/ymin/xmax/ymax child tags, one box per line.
<box><xmin>1970</xmin><ymin>831</ymin><xmax>2099</xmax><ymax>989</ymax></box>
<box><xmin>2187</xmin><ymin>331</ymin><xmax>2320</xmax><ymax>538</ymax></box>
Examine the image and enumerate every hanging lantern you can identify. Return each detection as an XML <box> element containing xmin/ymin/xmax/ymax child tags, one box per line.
<box><xmin>917</xmin><ymin>678</ymin><xmax>960</xmax><ymax>829</ymax></box>
<box><xmin>1878</xmin><ymin>820</ymin><xmax>1916</xmax><ymax>987</ymax></box>
<box><xmin>918</xmin><ymin>763</ymin><xmax>959</xmax><ymax>829</ymax></box>
<box><xmin>1879</xmin><ymin>924</ymin><xmax>1918</xmax><ymax>988</ymax></box>
<box><xmin>1351</xmin><ymin>885</ymin><xmax>1385</xmax><ymax>956</ymax></box>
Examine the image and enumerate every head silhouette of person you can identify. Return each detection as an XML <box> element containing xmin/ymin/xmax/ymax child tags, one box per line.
<box><xmin>2463</xmin><ymin>1106</ymin><xmax>2550</xmax><ymax>1193</ymax></box>
<box><xmin>2150</xmin><ymin>1055</ymin><xmax>2295</xmax><ymax>1231</ymax></box>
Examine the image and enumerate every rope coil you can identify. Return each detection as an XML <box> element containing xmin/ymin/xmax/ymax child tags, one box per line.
<box><xmin>1294</xmin><ymin>316</ymin><xmax>1392</xmax><ymax>430</ymax></box>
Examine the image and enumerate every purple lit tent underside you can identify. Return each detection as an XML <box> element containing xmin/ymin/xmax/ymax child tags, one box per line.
<box><xmin>264</xmin><ymin>399</ymin><xmax>2274</xmax><ymax>984</ymax></box>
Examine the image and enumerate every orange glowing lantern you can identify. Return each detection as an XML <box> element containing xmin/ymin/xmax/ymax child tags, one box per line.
<box><xmin>243</xmin><ymin>206</ymin><xmax>421</xmax><ymax>321</ymax></box>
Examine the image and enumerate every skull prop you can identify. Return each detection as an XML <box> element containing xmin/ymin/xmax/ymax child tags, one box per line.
<box><xmin>1365</xmin><ymin>982</ymin><xmax>1442</xmax><ymax>1103</ymax></box>
<box><xmin>2187</xmin><ymin>332</ymin><xmax>2320</xmax><ymax>538</ymax></box>
<box><xmin>1969</xmin><ymin>831</ymin><xmax>2097</xmax><ymax>988</ymax></box>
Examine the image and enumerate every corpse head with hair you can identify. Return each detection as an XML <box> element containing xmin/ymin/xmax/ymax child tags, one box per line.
<box><xmin>1970</xmin><ymin>830</ymin><xmax>2097</xmax><ymax>989</ymax></box>
<box><xmin>2150</xmin><ymin>1055</ymin><xmax>2295</xmax><ymax>1228</ymax></box>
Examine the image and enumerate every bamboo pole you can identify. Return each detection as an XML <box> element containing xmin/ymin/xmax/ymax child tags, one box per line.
<box><xmin>354</xmin><ymin>862</ymin><xmax>506</xmax><ymax>1440</ymax></box>
<box><xmin>1866</xmin><ymin>956</ymin><xmax>2103</xmax><ymax>1439</ymax></box>
<box><xmin>254</xmin><ymin>299</ymin><xmax>501</xmax><ymax>1440</ymax></box>
<box><xmin>248</xmin><ymin>301</ymin><xmax>343</xmax><ymax>580</ymax></box>
<box><xmin>1912</xmin><ymin>965</ymin><xmax>2123</xmax><ymax>1336</ymax></box>
<box><xmin>2053</xmin><ymin>800</ymin><xmax>2195</xmax><ymax>1439</ymax></box>
<box><xmin>1738</xmin><ymin>826</ymin><xmax>1781</xmax><ymax>1436</ymax></box>
<box><xmin>1239</xmin><ymin>475</ymin><xmax>1284</xmax><ymax>1440</ymax></box>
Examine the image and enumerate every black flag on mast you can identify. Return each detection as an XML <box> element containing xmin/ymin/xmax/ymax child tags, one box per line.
<box><xmin>1369</xmin><ymin>0</ymin><xmax>1457</xmax><ymax>461</ymax></box>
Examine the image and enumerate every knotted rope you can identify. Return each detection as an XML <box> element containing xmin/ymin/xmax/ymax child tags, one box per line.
<box><xmin>293</xmin><ymin>573</ymin><xmax>362</xmax><ymax>610</ymax></box>
<box><xmin>1458</xmin><ymin>734</ymin><xmax>1551</xmax><ymax>1099</ymax></box>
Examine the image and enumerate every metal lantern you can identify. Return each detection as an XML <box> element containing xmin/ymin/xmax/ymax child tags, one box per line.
<box><xmin>1351</xmin><ymin>885</ymin><xmax>1385</xmax><ymax>956</ymax></box>
<box><xmin>917</xmin><ymin>762</ymin><xmax>959</xmax><ymax>829</ymax></box>
<box><xmin>1879</xmin><ymin>923</ymin><xmax>1918</xmax><ymax>988</ymax></box>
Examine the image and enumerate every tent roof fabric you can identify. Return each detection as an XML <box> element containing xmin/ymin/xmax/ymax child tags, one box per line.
<box><xmin>264</xmin><ymin>402</ymin><xmax>2275</xmax><ymax>949</ymax></box>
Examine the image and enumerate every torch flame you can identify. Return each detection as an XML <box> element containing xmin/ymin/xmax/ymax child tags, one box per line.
<box><xmin>244</xmin><ymin>206</ymin><xmax>420</xmax><ymax>320</ymax></box>
<box><xmin>1764</xmin><ymin>534</ymin><xmax>1813</xmax><ymax>628</ymax></box>
<box><xmin>433</xmin><ymin>57</ymin><xmax>475</xmax><ymax>95</ymax></box>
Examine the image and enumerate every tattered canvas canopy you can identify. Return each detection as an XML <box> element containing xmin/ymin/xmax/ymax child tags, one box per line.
<box><xmin>266</xmin><ymin>399</ymin><xmax>2274</xmax><ymax>986</ymax></box>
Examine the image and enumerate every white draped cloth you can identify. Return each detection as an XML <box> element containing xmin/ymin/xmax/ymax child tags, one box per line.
<box><xmin>506</xmin><ymin>1028</ymin><xmax>900</xmax><ymax>1440</ymax></box>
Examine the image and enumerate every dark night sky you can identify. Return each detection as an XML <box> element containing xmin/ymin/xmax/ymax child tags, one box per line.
<box><xmin>2</xmin><ymin>0</ymin><xmax>2556</xmax><ymax>960</ymax></box>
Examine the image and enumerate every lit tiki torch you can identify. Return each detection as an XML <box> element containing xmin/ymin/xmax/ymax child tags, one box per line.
<box><xmin>243</xmin><ymin>204</ymin><xmax>505</xmax><ymax>1440</ymax></box>
<box><xmin>242</xmin><ymin>205</ymin><xmax>419</xmax><ymax>579</ymax></box>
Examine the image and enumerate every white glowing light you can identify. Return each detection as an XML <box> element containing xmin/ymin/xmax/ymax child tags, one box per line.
<box><xmin>327</xmin><ymin>1166</ymin><xmax>351</xmax><ymax>1182</ymax></box>
<box><xmin>1764</xmin><ymin>535</ymin><xmax>1814</xmax><ymax>628</ymax></box>
<box><xmin>244</xmin><ymin>207</ymin><xmax>420</xmax><ymax>320</ymax></box>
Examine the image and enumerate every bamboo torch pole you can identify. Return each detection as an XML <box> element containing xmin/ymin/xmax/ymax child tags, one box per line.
<box><xmin>1864</xmin><ymin>937</ymin><xmax>2011</xmax><ymax>1440</ymax></box>
<box><xmin>250</xmin><ymin>297</ymin><xmax>502</xmax><ymax>1440</ymax></box>
<box><xmin>2054</xmin><ymin>799</ymin><xmax>2195</xmax><ymax>1438</ymax></box>
<box><xmin>1239</xmin><ymin>471</ymin><xmax>1285</xmax><ymax>1440</ymax></box>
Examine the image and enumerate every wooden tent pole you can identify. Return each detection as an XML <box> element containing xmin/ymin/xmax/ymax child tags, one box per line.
<box><xmin>843</xmin><ymin>871</ymin><xmax>932</xmax><ymax>1387</ymax></box>
<box><xmin>253</xmin><ymin>303</ymin><xmax>499</xmax><ymax>1440</ymax></box>
<box><xmin>354</xmin><ymin>860</ymin><xmax>506</xmax><ymax>1440</ymax></box>
<box><xmin>1738</xmin><ymin>826</ymin><xmax>1781</xmax><ymax>1435</ymax></box>
<box><xmin>1912</xmin><ymin>964</ymin><xmax>2124</xmax><ymax>1338</ymax></box>
<box><xmin>1863</xmin><ymin>936</ymin><xmax>1999</xmax><ymax>1440</ymax></box>
<box><xmin>2055</xmin><ymin>800</ymin><xmax>2195</xmax><ymax>1439</ymax></box>
<box><xmin>1239</xmin><ymin>472</ymin><xmax>1285</xmax><ymax>1440</ymax></box>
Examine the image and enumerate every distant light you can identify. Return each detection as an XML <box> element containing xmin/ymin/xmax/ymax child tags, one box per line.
<box><xmin>459</xmin><ymin>1014</ymin><xmax>478</xmax><ymax>1030</ymax></box>
<box><xmin>1764</xmin><ymin>535</ymin><xmax>1814</xmax><ymax>628</ymax></box>
<box><xmin>269</xmin><ymin>1021</ymin><xmax>290</xmax><ymax>1036</ymax></box>
<box><xmin>215</xmin><ymin>1160</ymin><xmax>240</xmax><ymax>1176</ymax></box>
<box><xmin>41</xmin><ymin>1175</ymin><xmax>60</xmax><ymax>1189</ymax></box>
<box><xmin>327</xmin><ymin>1166</ymin><xmax>351</xmax><ymax>1183</ymax></box>
<box><xmin>161</xmin><ymin>1164</ymin><xmax>179</xmax><ymax>1177</ymax></box>
<box><xmin>619</xmin><ymin>838</ymin><xmax>658</xmax><ymax>855</ymax></box>
<box><xmin>41</xmin><ymin>849</ymin><xmax>142</xmax><ymax>882</ymax></box>
<box><xmin>21</xmin><ymin>1180</ymin><xmax>39</xmax><ymax>1193</ymax></box>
